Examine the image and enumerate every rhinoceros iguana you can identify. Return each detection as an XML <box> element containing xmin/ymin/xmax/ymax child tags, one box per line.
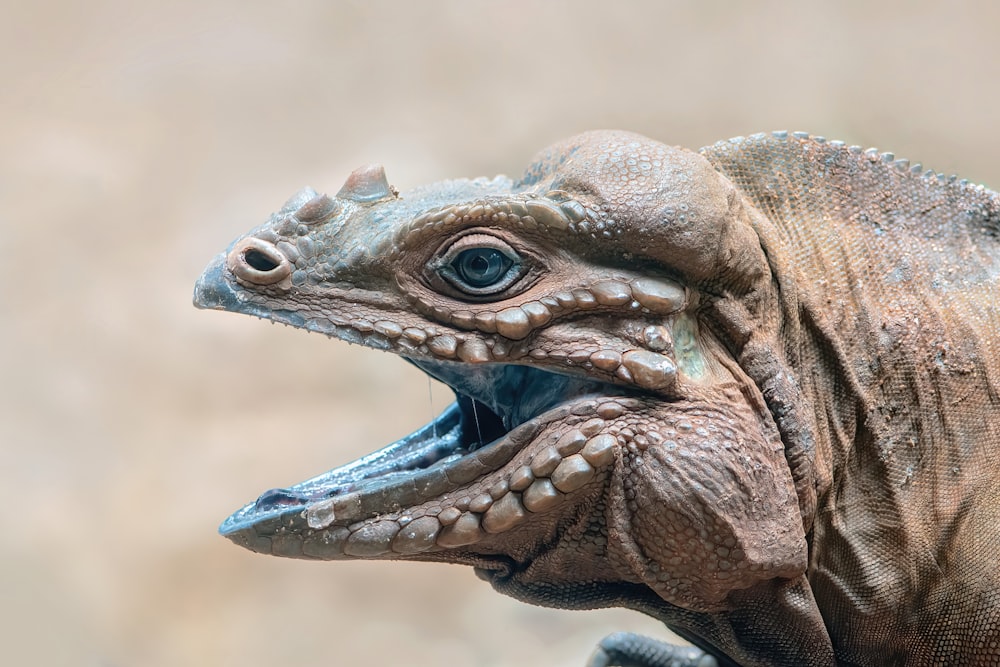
<box><xmin>193</xmin><ymin>130</ymin><xmax>1000</xmax><ymax>666</ymax></box>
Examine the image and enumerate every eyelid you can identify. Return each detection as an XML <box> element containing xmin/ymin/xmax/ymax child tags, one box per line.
<box><xmin>439</xmin><ymin>233</ymin><xmax>519</xmax><ymax>260</ymax></box>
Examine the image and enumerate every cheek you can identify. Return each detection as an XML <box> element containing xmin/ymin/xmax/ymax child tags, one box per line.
<box><xmin>609</xmin><ymin>400</ymin><xmax>807</xmax><ymax>612</ymax></box>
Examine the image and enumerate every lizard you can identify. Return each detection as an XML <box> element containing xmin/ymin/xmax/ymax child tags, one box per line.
<box><xmin>193</xmin><ymin>130</ymin><xmax>1000</xmax><ymax>666</ymax></box>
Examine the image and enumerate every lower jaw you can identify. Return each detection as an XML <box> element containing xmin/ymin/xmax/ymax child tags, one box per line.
<box><xmin>220</xmin><ymin>394</ymin><xmax>644</xmax><ymax>560</ymax></box>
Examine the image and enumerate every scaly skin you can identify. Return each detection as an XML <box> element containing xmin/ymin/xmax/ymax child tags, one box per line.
<box><xmin>194</xmin><ymin>131</ymin><xmax>1000</xmax><ymax>666</ymax></box>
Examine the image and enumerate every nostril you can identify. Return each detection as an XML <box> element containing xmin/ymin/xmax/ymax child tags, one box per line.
<box><xmin>244</xmin><ymin>248</ymin><xmax>279</xmax><ymax>272</ymax></box>
<box><xmin>226</xmin><ymin>237</ymin><xmax>292</xmax><ymax>286</ymax></box>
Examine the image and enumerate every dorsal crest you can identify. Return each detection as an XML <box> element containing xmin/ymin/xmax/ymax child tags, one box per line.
<box><xmin>701</xmin><ymin>131</ymin><xmax>1000</xmax><ymax>241</ymax></box>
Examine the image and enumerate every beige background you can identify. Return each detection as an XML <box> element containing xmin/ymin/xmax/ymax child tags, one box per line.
<box><xmin>4</xmin><ymin>2</ymin><xmax>1000</xmax><ymax>666</ymax></box>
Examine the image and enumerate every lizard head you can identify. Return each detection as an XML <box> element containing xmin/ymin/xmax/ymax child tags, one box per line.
<box><xmin>194</xmin><ymin>131</ymin><xmax>808</xmax><ymax>614</ymax></box>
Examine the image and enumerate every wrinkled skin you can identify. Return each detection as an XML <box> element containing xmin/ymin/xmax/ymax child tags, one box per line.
<box><xmin>194</xmin><ymin>131</ymin><xmax>1000</xmax><ymax>666</ymax></box>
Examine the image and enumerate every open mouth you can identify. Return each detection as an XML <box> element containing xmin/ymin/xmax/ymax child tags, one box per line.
<box><xmin>220</xmin><ymin>358</ymin><xmax>624</xmax><ymax>557</ymax></box>
<box><xmin>194</xmin><ymin>248</ymin><xmax>640</xmax><ymax>559</ymax></box>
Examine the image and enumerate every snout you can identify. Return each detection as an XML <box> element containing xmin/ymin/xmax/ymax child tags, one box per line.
<box><xmin>192</xmin><ymin>253</ymin><xmax>239</xmax><ymax>310</ymax></box>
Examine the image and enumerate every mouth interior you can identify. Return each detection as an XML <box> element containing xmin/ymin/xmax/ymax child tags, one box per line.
<box><xmin>219</xmin><ymin>361</ymin><xmax>612</xmax><ymax>536</ymax></box>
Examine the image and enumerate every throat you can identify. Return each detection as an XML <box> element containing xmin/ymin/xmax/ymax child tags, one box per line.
<box><xmin>407</xmin><ymin>358</ymin><xmax>613</xmax><ymax>436</ymax></box>
<box><xmin>457</xmin><ymin>394</ymin><xmax>507</xmax><ymax>450</ymax></box>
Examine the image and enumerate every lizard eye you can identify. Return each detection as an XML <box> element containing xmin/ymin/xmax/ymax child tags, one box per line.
<box><xmin>454</xmin><ymin>248</ymin><xmax>509</xmax><ymax>287</ymax></box>
<box><xmin>436</xmin><ymin>234</ymin><xmax>523</xmax><ymax>297</ymax></box>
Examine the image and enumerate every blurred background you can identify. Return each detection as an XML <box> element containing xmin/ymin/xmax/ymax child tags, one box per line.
<box><xmin>3</xmin><ymin>1</ymin><xmax>999</xmax><ymax>665</ymax></box>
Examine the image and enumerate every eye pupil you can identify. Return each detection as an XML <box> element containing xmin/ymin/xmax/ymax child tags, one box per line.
<box><xmin>454</xmin><ymin>248</ymin><xmax>509</xmax><ymax>288</ymax></box>
<box><xmin>468</xmin><ymin>254</ymin><xmax>490</xmax><ymax>275</ymax></box>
